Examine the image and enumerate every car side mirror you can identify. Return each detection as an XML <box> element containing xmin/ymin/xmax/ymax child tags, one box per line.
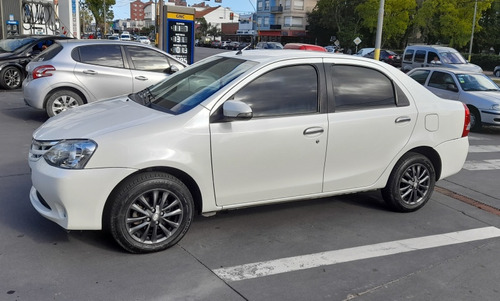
<box><xmin>165</xmin><ymin>65</ymin><xmax>180</xmax><ymax>74</ymax></box>
<box><xmin>447</xmin><ymin>84</ymin><xmax>459</xmax><ymax>92</ymax></box>
<box><xmin>223</xmin><ymin>100</ymin><xmax>253</xmax><ymax>120</ymax></box>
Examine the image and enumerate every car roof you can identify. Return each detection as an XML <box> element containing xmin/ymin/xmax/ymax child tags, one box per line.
<box><xmin>55</xmin><ymin>39</ymin><xmax>152</xmax><ymax>47</ymax></box>
<box><xmin>409</xmin><ymin>67</ymin><xmax>483</xmax><ymax>75</ymax></box>
<box><xmin>405</xmin><ymin>45</ymin><xmax>458</xmax><ymax>52</ymax></box>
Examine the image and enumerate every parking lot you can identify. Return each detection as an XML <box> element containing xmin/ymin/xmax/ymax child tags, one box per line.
<box><xmin>1</xmin><ymin>49</ymin><xmax>500</xmax><ymax>300</ymax></box>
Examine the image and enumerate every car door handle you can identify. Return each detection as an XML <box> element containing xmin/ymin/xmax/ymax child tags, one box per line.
<box><xmin>82</xmin><ymin>70</ymin><xmax>97</xmax><ymax>75</ymax></box>
<box><xmin>395</xmin><ymin>116</ymin><xmax>411</xmax><ymax>124</ymax></box>
<box><xmin>303</xmin><ymin>127</ymin><xmax>324</xmax><ymax>136</ymax></box>
<box><xmin>135</xmin><ymin>76</ymin><xmax>148</xmax><ymax>81</ymax></box>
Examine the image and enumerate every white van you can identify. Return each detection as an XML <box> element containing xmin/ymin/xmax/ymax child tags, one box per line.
<box><xmin>401</xmin><ymin>45</ymin><xmax>482</xmax><ymax>73</ymax></box>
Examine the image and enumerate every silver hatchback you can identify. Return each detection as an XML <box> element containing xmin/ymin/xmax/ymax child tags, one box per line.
<box><xmin>23</xmin><ymin>40</ymin><xmax>186</xmax><ymax>116</ymax></box>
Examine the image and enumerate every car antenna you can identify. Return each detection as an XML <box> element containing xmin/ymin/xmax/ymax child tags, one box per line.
<box><xmin>236</xmin><ymin>44</ymin><xmax>251</xmax><ymax>55</ymax></box>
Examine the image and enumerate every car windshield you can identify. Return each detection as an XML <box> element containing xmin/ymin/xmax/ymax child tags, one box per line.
<box><xmin>0</xmin><ymin>37</ymin><xmax>36</xmax><ymax>53</ymax></box>
<box><xmin>136</xmin><ymin>56</ymin><xmax>257</xmax><ymax>114</ymax></box>
<box><xmin>456</xmin><ymin>73</ymin><xmax>500</xmax><ymax>91</ymax></box>
<box><xmin>439</xmin><ymin>51</ymin><xmax>467</xmax><ymax>64</ymax></box>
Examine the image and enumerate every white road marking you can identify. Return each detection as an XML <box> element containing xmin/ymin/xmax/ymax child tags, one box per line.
<box><xmin>468</xmin><ymin>145</ymin><xmax>500</xmax><ymax>153</ymax></box>
<box><xmin>213</xmin><ymin>227</ymin><xmax>500</xmax><ymax>282</ymax></box>
<box><xmin>463</xmin><ymin>159</ymin><xmax>500</xmax><ymax>170</ymax></box>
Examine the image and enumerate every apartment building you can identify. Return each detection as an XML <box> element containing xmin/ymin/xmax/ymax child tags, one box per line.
<box><xmin>255</xmin><ymin>0</ymin><xmax>317</xmax><ymax>42</ymax></box>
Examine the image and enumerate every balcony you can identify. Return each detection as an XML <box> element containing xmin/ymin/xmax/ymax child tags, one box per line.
<box><xmin>270</xmin><ymin>24</ymin><xmax>282</xmax><ymax>30</ymax></box>
<box><xmin>271</xmin><ymin>6</ymin><xmax>283</xmax><ymax>13</ymax></box>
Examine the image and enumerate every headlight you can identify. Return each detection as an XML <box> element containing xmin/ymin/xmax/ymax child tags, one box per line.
<box><xmin>43</xmin><ymin>139</ymin><xmax>97</xmax><ymax>169</ymax></box>
<box><xmin>492</xmin><ymin>104</ymin><xmax>500</xmax><ymax>110</ymax></box>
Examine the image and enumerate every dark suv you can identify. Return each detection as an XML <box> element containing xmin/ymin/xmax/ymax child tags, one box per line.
<box><xmin>0</xmin><ymin>35</ymin><xmax>72</xmax><ymax>89</ymax></box>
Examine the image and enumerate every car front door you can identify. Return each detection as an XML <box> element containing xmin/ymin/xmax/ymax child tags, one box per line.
<box><xmin>73</xmin><ymin>44</ymin><xmax>133</xmax><ymax>101</ymax></box>
<box><xmin>210</xmin><ymin>61</ymin><xmax>328</xmax><ymax>206</ymax></box>
<box><xmin>125</xmin><ymin>45</ymin><xmax>184</xmax><ymax>92</ymax></box>
<box><xmin>322</xmin><ymin>62</ymin><xmax>417</xmax><ymax>192</ymax></box>
<box><xmin>426</xmin><ymin>71</ymin><xmax>460</xmax><ymax>100</ymax></box>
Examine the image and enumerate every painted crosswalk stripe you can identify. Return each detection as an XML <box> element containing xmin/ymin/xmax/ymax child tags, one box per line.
<box><xmin>463</xmin><ymin>159</ymin><xmax>500</xmax><ymax>170</ymax></box>
<box><xmin>468</xmin><ymin>145</ymin><xmax>500</xmax><ymax>153</ymax></box>
<box><xmin>213</xmin><ymin>227</ymin><xmax>500</xmax><ymax>282</ymax></box>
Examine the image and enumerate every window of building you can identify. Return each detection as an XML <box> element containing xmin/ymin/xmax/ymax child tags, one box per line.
<box><xmin>293</xmin><ymin>0</ymin><xmax>304</xmax><ymax>10</ymax></box>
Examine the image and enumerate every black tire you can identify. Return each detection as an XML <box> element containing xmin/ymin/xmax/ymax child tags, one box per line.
<box><xmin>105</xmin><ymin>172</ymin><xmax>194</xmax><ymax>253</ymax></box>
<box><xmin>469</xmin><ymin>106</ymin><xmax>482</xmax><ymax>132</ymax></box>
<box><xmin>0</xmin><ymin>66</ymin><xmax>23</xmax><ymax>90</ymax></box>
<box><xmin>382</xmin><ymin>152</ymin><xmax>436</xmax><ymax>212</ymax></box>
<box><xmin>46</xmin><ymin>90</ymin><xmax>84</xmax><ymax>117</ymax></box>
<box><xmin>495</xmin><ymin>70</ymin><xmax>500</xmax><ymax>78</ymax></box>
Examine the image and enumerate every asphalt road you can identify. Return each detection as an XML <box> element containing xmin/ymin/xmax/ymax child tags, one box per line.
<box><xmin>1</xmin><ymin>49</ymin><xmax>500</xmax><ymax>300</ymax></box>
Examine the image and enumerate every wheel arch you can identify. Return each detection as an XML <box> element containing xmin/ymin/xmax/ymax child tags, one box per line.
<box><xmin>405</xmin><ymin>146</ymin><xmax>442</xmax><ymax>180</ymax></box>
<box><xmin>43</xmin><ymin>86</ymin><xmax>88</xmax><ymax>109</ymax></box>
<box><xmin>103</xmin><ymin>166</ymin><xmax>203</xmax><ymax>223</ymax></box>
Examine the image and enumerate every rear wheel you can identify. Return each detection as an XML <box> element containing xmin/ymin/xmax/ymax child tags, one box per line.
<box><xmin>0</xmin><ymin>66</ymin><xmax>23</xmax><ymax>90</ymax></box>
<box><xmin>382</xmin><ymin>153</ymin><xmax>435</xmax><ymax>212</ymax></box>
<box><xmin>105</xmin><ymin>172</ymin><xmax>194</xmax><ymax>253</ymax></box>
<box><xmin>46</xmin><ymin>90</ymin><xmax>84</xmax><ymax>117</ymax></box>
<box><xmin>495</xmin><ymin>70</ymin><xmax>500</xmax><ymax>77</ymax></box>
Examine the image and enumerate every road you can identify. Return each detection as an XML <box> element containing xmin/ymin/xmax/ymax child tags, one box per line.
<box><xmin>0</xmin><ymin>49</ymin><xmax>499</xmax><ymax>300</ymax></box>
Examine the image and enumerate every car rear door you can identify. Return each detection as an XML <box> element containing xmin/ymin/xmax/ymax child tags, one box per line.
<box><xmin>322</xmin><ymin>61</ymin><xmax>417</xmax><ymax>192</ymax></box>
<box><xmin>73</xmin><ymin>44</ymin><xmax>133</xmax><ymax>101</ymax></box>
<box><xmin>426</xmin><ymin>70</ymin><xmax>460</xmax><ymax>100</ymax></box>
<box><xmin>210</xmin><ymin>59</ymin><xmax>328</xmax><ymax>206</ymax></box>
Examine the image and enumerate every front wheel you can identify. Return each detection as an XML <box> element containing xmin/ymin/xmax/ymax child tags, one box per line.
<box><xmin>46</xmin><ymin>90</ymin><xmax>84</xmax><ymax>117</ymax></box>
<box><xmin>105</xmin><ymin>172</ymin><xmax>194</xmax><ymax>253</ymax></box>
<box><xmin>382</xmin><ymin>153</ymin><xmax>435</xmax><ymax>212</ymax></box>
<box><xmin>0</xmin><ymin>66</ymin><xmax>23</xmax><ymax>90</ymax></box>
<box><xmin>469</xmin><ymin>107</ymin><xmax>482</xmax><ymax>132</ymax></box>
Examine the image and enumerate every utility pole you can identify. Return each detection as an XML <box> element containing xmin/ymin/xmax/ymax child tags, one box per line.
<box><xmin>103</xmin><ymin>0</ymin><xmax>106</xmax><ymax>36</ymax></box>
<box><xmin>468</xmin><ymin>0</ymin><xmax>478</xmax><ymax>62</ymax></box>
<box><xmin>374</xmin><ymin>0</ymin><xmax>385</xmax><ymax>61</ymax></box>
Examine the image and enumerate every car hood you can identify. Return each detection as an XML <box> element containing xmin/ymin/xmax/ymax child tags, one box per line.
<box><xmin>0</xmin><ymin>52</ymin><xmax>14</xmax><ymax>59</ymax></box>
<box><xmin>465</xmin><ymin>91</ymin><xmax>500</xmax><ymax>104</ymax></box>
<box><xmin>447</xmin><ymin>63</ymin><xmax>482</xmax><ymax>72</ymax></box>
<box><xmin>33</xmin><ymin>97</ymin><xmax>170</xmax><ymax>140</ymax></box>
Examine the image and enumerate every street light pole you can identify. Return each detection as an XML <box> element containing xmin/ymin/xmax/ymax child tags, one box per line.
<box><xmin>103</xmin><ymin>0</ymin><xmax>106</xmax><ymax>36</ymax></box>
<box><xmin>468</xmin><ymin>0</ymin><xmax>478</xmax><ymax>62</ymax></box>
<box><xmin>374</xmin><ymin>0</ymin><xmax>385</xmax><ymax>61</ymax></box>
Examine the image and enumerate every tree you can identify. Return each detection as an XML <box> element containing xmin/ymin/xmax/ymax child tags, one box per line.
<box><xmin>414</xmin><ymin>0</ymin><xmax>493</xmax><ymax>49</ymax></box>
<box><xmin>79</xmin><ymin>3</ymin><xmax>94</xmax><ymax>35</ymax></box>
<box><xmin>81</xmin><ymin>0</ymin><xmax>116</xmax><ymax>35</ymax></box>
<box><xmin>307</xmin><ymin>0</ymin><xmax>365</xmax><ymax>48</ymax></box>
<box><xmin>356</xmin><ymin>0</ymin><xmax>417</xmax><ymax>49</ymax></box>
<box><xmin>471</xmin><ymin>1</ymin><xmax>500</xmax><ymax>53</ymax></box>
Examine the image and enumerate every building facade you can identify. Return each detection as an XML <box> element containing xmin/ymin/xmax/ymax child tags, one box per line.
<box><xmin>254</xmin><ymin>0</ymin><xmax>317</xmax><ymax>43</ymax></box>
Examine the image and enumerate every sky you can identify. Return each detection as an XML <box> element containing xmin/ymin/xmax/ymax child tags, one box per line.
<box><xmin>112</xmin><ymin>0</ymin><xmax>257</xmax><ymax>20</ymax></box>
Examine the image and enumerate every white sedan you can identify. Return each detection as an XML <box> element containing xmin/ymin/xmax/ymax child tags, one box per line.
<box><xmin>28</xmin><ymin>51</ymin><xmax>470</xmax><ymax>253</ymax></box>
<box><xmin>407</xmin><ymin>67</ymin><xmax>500</xmax><ymax>131</ymax></box>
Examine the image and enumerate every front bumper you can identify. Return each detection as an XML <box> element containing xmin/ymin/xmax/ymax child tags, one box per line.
<box><xmin>29</xmin><ymin>158</ymin><xmax>136</xmax><ymax>230</ymax></box>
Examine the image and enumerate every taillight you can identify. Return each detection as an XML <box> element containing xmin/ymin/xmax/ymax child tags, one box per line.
<box><xmin>462</xmin><ymin>103</ymin><xmax>470</xmax><ymax>137</ymax></box>
<box><xmin>32</xmin><ymin>65</ymin><xmax>56</xmax><ymax>79</ymax></box>
<box><xmin>388</xmin><ymin>55</ymin><xmax>394</xmax><ymax>59</ymax></box>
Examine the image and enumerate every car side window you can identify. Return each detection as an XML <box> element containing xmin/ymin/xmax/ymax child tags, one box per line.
<box><xmin>232</xmin><ymin>65</ymin><xmax>318</xmax><ymax>118</ymax></box>
<box><xmin>126</xmin><ymin>46</ymin><xmax>172</xmax><ymax>72</ymax></box>
<box><xmin>331</xmin><ymin>65</ymin><xmax>397</xmax><ymax>112</ymax></box>
<box><xmin>428</xmin><ymin>71</ymin><xmax>456</xmax><ymax>90</ymax></box>
<box><xmin>77</xmin><ymin>45</ymin><xmax>124</xmax><ymax>68</ymax></box>
<box><xmin>403</xmin><ymin>49</ymin><xmax>414</xmax><ymax>62</ymax></box>
<box><xmin>427</xmin><ymin>51</ymin><xmax>439</xmax><ymax>64</ymax></box>
<box><xmin>409</xmin><ymin>70</ymin><xmax>430</xmax><ymax>85</ymax></box>
<box><xmin>414</xmin><ymin>50</ymin><xmax>426</xmax><ymax>63</ymax></box>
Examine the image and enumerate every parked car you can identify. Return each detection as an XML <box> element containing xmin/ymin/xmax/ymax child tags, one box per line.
<box><xmin>354</xmin><ymin>47</ymin><xmax>375</xmax><ymax>56</ymax></box>
<box><xmin>407</xmin><ymin>67</ymin><xmax>500</xmax><ymax>130</ymax></box>
<box><xmin>211</xmin><ymin>40</ymin><xmax>221</xmax><ymax>48</ymax></box>
<box><xmin>401</xmin><ymin>45</ymin><xmax>482</xmax><ymax>73</ymax></box>
<box><xmin>255</xmin><ymin>41</ymin><xmax>283</xmax><ymax>49</ymax></box>
<box><xmin>120</xmin><ymin>33</ymin><xmax>131</xmax><ymax>41</ymax></box>
<box><xmin>138</xmin><ymin>36</ymin><xmax>151</xmax><ymax>45</ymax></box>
<box><xmin>0</xmin><ymin>35</ymin><xmax>72</xmax><ymax>89</ymax></box>
<box><xmin>28</xmin><ymin>50</ymin><xmax>470</xmax><ymax>253</ymax></box>
<box><xmin>220</xmin><ymin>41</ymin><xmax>231</xmax><ymax>49</ymax></box>
<box><xmin>283</xmin><ymin>43</ymin><xmax>327</xmax><ymax>52</ymax></box>
<box><xmin>23</xmin><ymin>39</ymin><xmax>187</xmax><ymax>116</ymax></box>
<box><xmin>494</xmin><ymin>65</ymin><xmax>500</xmax><ymax>77</ymax></box>
<box><xmin>364</xmin><ymin>49</ymin><xmax>402</xmax><ymax>67</ymax></box>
